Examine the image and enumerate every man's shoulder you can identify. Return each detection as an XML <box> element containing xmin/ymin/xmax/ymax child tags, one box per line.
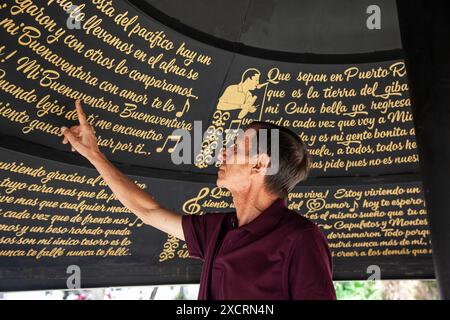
<box><xmin>191</xmin><ymin>211</ymin><xmax>234</xmax><ymax>222</ymax></box>
<box><xmin>281</xmin><ymin>208</ymin><xmax>317</xmax><ymax>229</ymax></box>
<box><xmin>278</xmin><ymin>208</ymin><xmax>325</xmax><ymax>240</ymax></box>
<box><xmin>275</xmin><ymin>209</ymin><xmax>331</xmax><ymax>257</ymax></box>
<box><xmin>205</xmin><ymin>211</ymin><xmax>235</xmax><ymax>217</ymax></box>
<box><xmin>182</xmin><ymin>211</ymin><xmax>233</xmax><ymax>237</ymax></box>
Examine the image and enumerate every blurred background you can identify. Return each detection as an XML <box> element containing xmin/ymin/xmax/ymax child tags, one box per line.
<box><xmin>0</xmin><ymin>280</ymin><xmax>439</xmax><ymax>300</ymax></box>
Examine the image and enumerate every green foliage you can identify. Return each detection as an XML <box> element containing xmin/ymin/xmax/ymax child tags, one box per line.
<box><xmin>334</xmin><ymin>281</ymin><xmax>382</xmax><ymax>300</ymax></box>
<box><xmin>174</xmin><ymin>286</ymin><xmax>188</xmax><ymax>300</ymax></box>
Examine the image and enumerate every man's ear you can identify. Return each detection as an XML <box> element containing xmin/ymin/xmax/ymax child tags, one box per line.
<box><xmin>251</xmin><ymin>153</ymin><xmax>271</xmax><ymax>175</ymax></box>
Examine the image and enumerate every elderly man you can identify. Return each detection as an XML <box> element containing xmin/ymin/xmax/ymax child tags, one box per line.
<box><xmin>61</xmin><ymin>100</ymin><xmax>336</xmax><ymax>300</ymax></box>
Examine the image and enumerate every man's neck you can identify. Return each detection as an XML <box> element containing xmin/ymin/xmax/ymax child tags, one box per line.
<box><xmin>232</xmin><ymin>189</ymin><xmax>279</xmax><ymax>227</ymax></box>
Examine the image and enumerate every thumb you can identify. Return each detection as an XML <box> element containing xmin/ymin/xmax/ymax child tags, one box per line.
<box><xmin>61</xmin><ymin>126</ymin><xmax>82</xmax><ymax>151</ymax></box>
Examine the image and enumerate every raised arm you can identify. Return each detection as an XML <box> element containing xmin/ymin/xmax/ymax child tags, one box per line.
<box><xmin>61</xmin><ymin>100</ymin><xmax>184</xmax><ymax>241</ymax></box>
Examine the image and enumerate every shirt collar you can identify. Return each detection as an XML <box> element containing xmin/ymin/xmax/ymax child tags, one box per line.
<box><xmin>232</xmin><ymin>198</ymin><xmax>288</xmax><ymax>235</ymax></box>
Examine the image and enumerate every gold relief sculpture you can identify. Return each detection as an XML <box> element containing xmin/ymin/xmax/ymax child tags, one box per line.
<box><xmin>217</xmin><ymin>68</ymin><xmax>261</xmax><ymax>119</ymax></box>
<box><xmin>182</xmin><ymin>187</ymin><xmax>210</xmax><ymax>215</ymax></box>
<box><xmin>177</xmin><ymin>243</ymin><xmax>190</xmax><ymax>259</ymax></box>
<box><xmin>159</xmin><ymin>234</ymin><xmax>180</xmax><ymax>262</ymax></box>
<box><xmin>195</xmin><ymin>68</ymin><xmax>271</xmax><ymax>169</ymax></box>
<box><xmin>195</xmin><ymin>110</ymin><xmax>230</xmax><ymax>168</ymax></box>
<box><xmin>0</xmin><ymin>0</ymin><xmax>429</xmax><ymax>267</ymax></box>
<box><xmin>306</xmin><ymin>198</ymin><xmax>326</xmax><ymax>213</ymax></box>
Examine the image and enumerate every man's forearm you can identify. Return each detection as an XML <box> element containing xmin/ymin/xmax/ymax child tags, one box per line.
<box><xmin>87</xmin><ymin>151</ymin><xmax>184</xmax><ymax>240</ymax></box>
<box><xmin>88</xmin><ymin>151</ymin><xmax>159</xmax><ymax>223</ymax></box>
<box><xmin>61</xmin><ymin>100</ymin><xmax>184</xmax><ymax>240</ymax></box>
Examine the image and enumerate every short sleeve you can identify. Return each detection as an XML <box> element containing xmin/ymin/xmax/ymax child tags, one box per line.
<box><xmin>182</xmin><ymin>213</ymin><xmax>224</xmax><ymax>260</ymax></box>
<box><xmin>287</xmin><ymin>227</ymin><xmax>336</xmax><ymax>300</ymax></box>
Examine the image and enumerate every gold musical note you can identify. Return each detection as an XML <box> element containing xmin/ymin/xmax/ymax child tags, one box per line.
<box><xmin>156</xmin><ymin>135</ymin><xmax>182</xmax><ymax>153</ymax></box>
<box><xmin>128</xmin><ymin>217</ymin><xmax>144</xmax><ymax>228</ymax></box>
<box><xmin>176</xmin><ymin>99</ymin><xmax>191</xmax><ymax>118</ymax></box>
<box><xmin>225</xmin><ymin>119</ymin><xmax>242</xmax><ymax>143</ymax></box>
<box><xmin>349</xmin><ymin>200</ymin><xmax>359</xmax><ymax>213</ymax></box>
<box><xmin>227</xmin><ymin>119</ymin><xmax>242</xmax><ymax>132</ymax></box>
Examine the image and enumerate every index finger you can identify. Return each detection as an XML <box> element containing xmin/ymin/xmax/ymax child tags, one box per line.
<box><xmin>75</xmin><ymin>99</ymin><xmax>88</xmax><ymax>125</ymax></box>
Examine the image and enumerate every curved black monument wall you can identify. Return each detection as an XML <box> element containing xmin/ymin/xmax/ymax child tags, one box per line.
<box><xmin>0</xmin><ymin>0</ymin><xmax>433</xmax><ymax>291</ymax></box>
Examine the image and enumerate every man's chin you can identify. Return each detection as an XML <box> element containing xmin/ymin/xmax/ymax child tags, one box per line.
<box><xmin>216</xmin><ymin>177</ymin><xmax>226</xmax><ymax>188</ymax></box>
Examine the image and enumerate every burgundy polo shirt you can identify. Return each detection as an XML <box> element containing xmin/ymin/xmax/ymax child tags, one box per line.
<box><xmin>182</xmin><ymin>198</ymin><xmax>336</xmax><ymax>300</ymax></box>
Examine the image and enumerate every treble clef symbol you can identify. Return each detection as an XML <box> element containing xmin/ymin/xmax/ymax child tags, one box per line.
<box><xmin>182</xmin><ymin>187</ymin><xmax>210</xmax><ymax>215</ymax></box>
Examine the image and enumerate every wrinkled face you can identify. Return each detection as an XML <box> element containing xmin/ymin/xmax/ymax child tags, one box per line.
<box><xmin>217</xmin><ymin>129</ymin><xmax>259</xmax><ymax>193</ymax></box>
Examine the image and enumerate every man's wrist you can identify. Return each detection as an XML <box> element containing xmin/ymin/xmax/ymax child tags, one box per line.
<box><xmin>88</xmin><ymin>150</ymin><xmax>107</xmax><ymax>166</ymax></box>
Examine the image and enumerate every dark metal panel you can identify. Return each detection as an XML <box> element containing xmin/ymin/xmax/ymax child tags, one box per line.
<box><xmin>397</xmin><ymin>0</ymin><xmax>450</xmax><ymax>299</ymax></box>
<box><xmin>140</xmin><ymin>0</ymin><xmax>402</xmax><ymax>54</ymax></box>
